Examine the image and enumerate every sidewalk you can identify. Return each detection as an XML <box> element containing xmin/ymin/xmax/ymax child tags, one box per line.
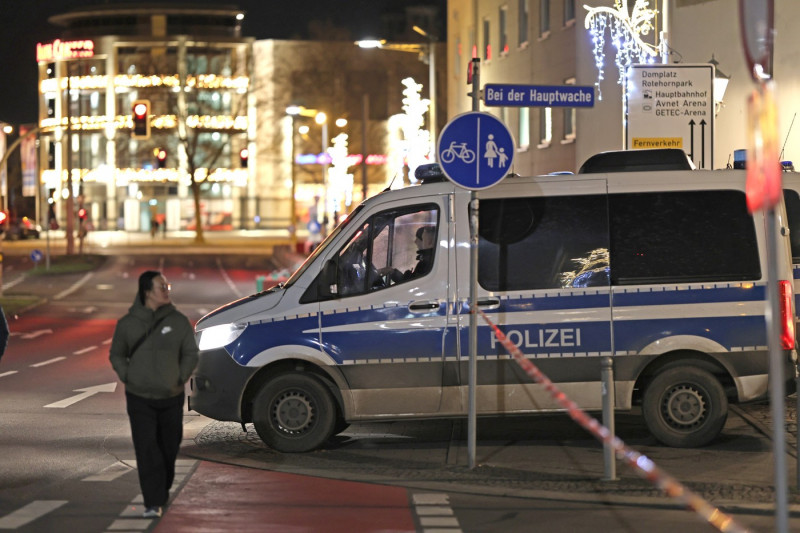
<box><xmin>159</xmin><ymin>403</ymin><xmax>800</xmax><ymax>532</ymax></box>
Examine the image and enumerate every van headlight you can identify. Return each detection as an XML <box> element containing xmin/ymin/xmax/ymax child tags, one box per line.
<box><xmin>197</xmin><ymin>323</ymin><xmax>246</xmax><ymax>351</ymax></box>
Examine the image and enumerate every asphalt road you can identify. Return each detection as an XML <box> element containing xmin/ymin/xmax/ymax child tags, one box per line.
<box><xmin>0</xmin><ymin>250</ymin><xmax>278</xmax><ymax>532</ymax></box>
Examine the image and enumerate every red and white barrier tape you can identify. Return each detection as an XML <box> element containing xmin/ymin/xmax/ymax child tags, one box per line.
<box><xmin>474</xmin><ymin>307</ymin><xmax>750</xmax><ymax>533</ymax></box>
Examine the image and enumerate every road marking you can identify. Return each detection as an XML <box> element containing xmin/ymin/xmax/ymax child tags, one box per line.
<box><xmin>44</xmin><ymin>382</ymin><xmax>117</xmax><ymax>408</ymax></box>
<box><xmin>1</xmin><ymin>275</ymin><xmax>26</xmax><ymax>292</ymax></box>
<box><xmin>30</xmin><ymin>357</ymin><xmax>66</xmax><ymax>368</ymax></box>
<box><xmin>412</xmin><ymin>493</ymin><xmax>462</xmax><ymax>532</ymax></box>
<box><xmin>53</xmin><ymin>272</ymin><xmax>94</xmax><ymax>300</ymax></box>
<box><xmin>0</xmin><ymin>500</ymin><xmax>68</xmax><ymax>529</ymax></box>
<box><xmin>217</xmin><ymin>257</ymin><xmax>242</xmax><ymax>298</ymax></box>
<box><xmin>20</xmin><ymin>329</ymin><xmax>53</xmax><ymax>339</ymax></box>
<box><xmin>0</xmin><ymin>371</ymin><xmax>18</xmax><ymax>378</ymax></box>
<box><xmin>102</xmin><ymin>338</ymin><xmax>112</xmax><ymax>345</ymax></box>
<box><xmin>73</xmin><ymin>346</ymin><xmax>97</xmax><ymax>355</ymax></box>
<box><xmin>82</xmin><ymin>461</ymin><xmax>134</xmax><ymax>482</ymax></box>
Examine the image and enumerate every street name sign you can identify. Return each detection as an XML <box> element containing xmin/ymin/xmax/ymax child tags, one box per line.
<box><xmin>484</xmin><ymin>84</ymin><xmax>595</xmax><ymax>107</ymax></box>
<box><xmin>626</xmin><ymin>64</ymin><xmax>715</xmax><ymax>169</ymax></box>
<box><xmin>437</xmin><ymin>112</ymin><xmax>515</xmax><ymax>190</ymax></box>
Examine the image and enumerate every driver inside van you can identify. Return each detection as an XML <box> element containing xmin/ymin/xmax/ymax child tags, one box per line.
<box><xmin>380</xmin><ymin>225</ymin><xmax>436</xmax><ymax>283</ymax></box>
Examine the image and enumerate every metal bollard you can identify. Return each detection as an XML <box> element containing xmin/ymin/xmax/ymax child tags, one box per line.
<box><xmin>601</xmin><ymin>356</ymin><xmax>617</xmax><ymax>481</ymax></box>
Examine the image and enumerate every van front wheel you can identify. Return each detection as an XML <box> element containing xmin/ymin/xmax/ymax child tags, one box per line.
<box><xmin>642</xmin><ymin>366</ymin><xmax>728</xmax><ymax>448</ymax></box>
<box><xmin>252</xmin><ymin>373</ymin><xmax>336</xmax><ymax>453</ymax></box>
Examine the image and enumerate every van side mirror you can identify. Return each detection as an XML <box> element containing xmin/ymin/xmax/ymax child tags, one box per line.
<box><xmin>299</xmin><ymin>259</ymin><xmax>339</xmax><ymax>304</ymax></box>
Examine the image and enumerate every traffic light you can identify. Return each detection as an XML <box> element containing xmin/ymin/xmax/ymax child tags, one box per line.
<box><xmin>239</xmin><ymin>148</ymin><xmax>249</xmax><ymax>168</ymax></box>
<box><xmin>0</xmin><ymin>211</ymin><xmax>7</xmax><ymax>226</ymax></box>
<box><xmin>156</xmin><ymin>148</ymin><xmax>167</xmax><ymax>169</ymax></box>
<box><xmin>132</xmin><ymin>99</ymin><xmax>151</xmax><ymax>139</ymax></box>
<box><xmin>77</xmin><ymin>207</ymin><xmax>87</xmax><ymax>221</ymax></box>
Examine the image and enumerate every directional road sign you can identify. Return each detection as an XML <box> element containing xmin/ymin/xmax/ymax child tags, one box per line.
<box><xmin>626</xmin><ymin>64</ymin><xmax>714</xmax><ymax>169</ymax></box>
<box><xmin>437</xmin><ymin>112</ymin><xmax>515</xmax><ymax>190</ymax></box>
<box><xmin>484</xmin><ymin>84</ymin><xmax>595</xmax><ymax>107</ymax></box>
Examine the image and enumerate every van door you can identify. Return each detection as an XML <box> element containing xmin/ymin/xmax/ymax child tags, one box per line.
<box><xmin>318</xmin><ymin>196</ymin><xmax>454</xmax><ymax>416</ymax></box>
<box><xmin>457</xmin><ymin>178</ymin><xmax>613</xmax><ymax>413</ymax></box>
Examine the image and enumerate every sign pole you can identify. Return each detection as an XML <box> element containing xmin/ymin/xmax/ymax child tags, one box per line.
<box><xmin>467</xmin><ymin>58</ymin><xmax>480</xmax><ymax>469</ymax></box>
<box><xmin>439</xmin><ymin>59</ymin><xmax>513</xmax><ymax>470</ymax></box>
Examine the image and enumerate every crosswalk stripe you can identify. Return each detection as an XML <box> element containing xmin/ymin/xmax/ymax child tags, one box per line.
<box><xmin>82</xmin><ymin>461</ymin><xmax>135</xmax><ymax>482</ymax></box>
<box><xmin>0</xmin><ymin>500</ymin><xmax>68</xmax><ymax>529</ymax></box>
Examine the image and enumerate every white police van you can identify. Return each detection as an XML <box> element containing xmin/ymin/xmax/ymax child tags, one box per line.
<box><xmin>191</xmin><ymin>149</ymin><xmax>798</xmax><ymax>452</ymax></box>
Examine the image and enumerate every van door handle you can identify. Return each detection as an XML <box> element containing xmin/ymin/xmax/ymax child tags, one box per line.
<box><xmin>409</xmin><ymin>300</ymin><xmax>441</xmax><ymax>312</ymax></box>
<box><xmin>476</xmin><ymin>297</ymin><xmax>501</xmax><ymax>310</ymax></box>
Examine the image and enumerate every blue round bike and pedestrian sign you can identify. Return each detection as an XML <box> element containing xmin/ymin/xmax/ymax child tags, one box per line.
<box><xmin>437</xmin><ymin>112</ymin><xmax>515</xmax><ymax>190</ymax></box>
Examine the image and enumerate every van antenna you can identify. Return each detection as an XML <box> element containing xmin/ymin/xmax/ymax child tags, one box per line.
<box><xmin>780</xmin><ymin>112</ymin><xmax>797</xmax><ymax>160</ymax></box>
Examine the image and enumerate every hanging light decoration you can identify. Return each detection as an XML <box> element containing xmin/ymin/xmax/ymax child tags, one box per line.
<box><xmin>584</xmin><ymin>0</ymin><xmax>660</xmax><ymax>99</ymax></box>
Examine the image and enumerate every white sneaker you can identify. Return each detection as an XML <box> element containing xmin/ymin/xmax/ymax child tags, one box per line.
<box><xmin>142</xmin><ymin>506</ymin><xmax>162</xmax><ymax>518</ymax></box>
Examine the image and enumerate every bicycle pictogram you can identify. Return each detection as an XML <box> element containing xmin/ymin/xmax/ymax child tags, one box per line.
<box><xmin>440</xmin><ymin>141</ymin><xmax>476</xmax><ymax>164</ymax></box>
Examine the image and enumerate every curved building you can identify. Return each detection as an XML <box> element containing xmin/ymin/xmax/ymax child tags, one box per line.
<box><xmin>37</xmin><ymin>3</ymin><xmax>254</xmax><ymax>232</ymax></box>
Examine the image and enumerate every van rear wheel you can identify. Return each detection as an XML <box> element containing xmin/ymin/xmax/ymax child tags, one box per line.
<box><xmin>642</xmin><ymin>366</ymin><xmax>727</xmax><ymax>448</ymax></box>
<box><xmin>252</xmin><ymin>373</ymin><xmax>336</xmax><ymax>453</ymax></box>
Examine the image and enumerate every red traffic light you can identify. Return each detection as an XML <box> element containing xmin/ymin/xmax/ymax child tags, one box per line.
<box><xmin>78</xmin><ymin>207</ymin><xmax>87</xmax><ymax>220</ymax></box>
<box><xmin>132</xmin><ymin>99</ymin><xmax>151</xmax><ymax>139</ymax></box>
<box><xmin>156</xmin><ymin>148</ymin><xmax>167</xmax><ymax>168</ymax></box>
<box><xmin>0</xmin><ymin>212</ymin><xmax>7</xmax><ymax>225</ymax></box>
<box><xmin>239</xmin><ymin>148</ymin><xmax>249</xmax><ymax>168</ymax></box>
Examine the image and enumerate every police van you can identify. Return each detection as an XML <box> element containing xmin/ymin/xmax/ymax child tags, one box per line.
<box><xmin>191</xmin><ymin>150</ymin><xmax>798</xmax><ymax>452</ymax></box>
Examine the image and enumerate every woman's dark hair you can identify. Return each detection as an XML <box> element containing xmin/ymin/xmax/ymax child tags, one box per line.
<box><xmin>138</xmin><ymin>270</ymin><xmax>161</xmax><ymax>305</ymax></box>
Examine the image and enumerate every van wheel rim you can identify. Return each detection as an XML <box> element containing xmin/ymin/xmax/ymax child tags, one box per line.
<box><xmin>662</xmin><ymin>385</ymin><xmax>705</xmax><ymax>428</ymax></box>
<box><xmin>273</xmin><ymin>391</ymin><xmax>314</xmax><ymax>434</ymax></box>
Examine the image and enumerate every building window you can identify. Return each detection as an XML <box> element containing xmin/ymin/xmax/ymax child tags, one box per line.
<box><xmin>538</xmin><ymin>107</ymin><xmax>552</xmax><ymax>147</ymax></box>
<box><xmin>563</xmin><ymin>78</ymin><xmax>576</xmax><ymax>142</ymax></box>
<box><xmin>518</xmin><ymin>108</ymin><xmax>530</xmax><ymax>149</ymax></box>
<box><xmin>564</xmin><ymin>0</ymin><xmax>575</xmax><ymax>26</ymax></box>
<box><xmin>483</xmin><ymin>18</ymin><xmax>491</xmax><ymax>60</ymax></box>
<box><xmin>499</xmin><ymin>6</ymin><xmax>509</xmax><ymax>56</ymax></box>
<box><xmin>519</xmin><ymin>0</ymin><xmax>529</xmax><ymax>47</ymax></box>
<box><xmin>540</xmin><ymin>0</ymin><xmax>550</xmax><ymax>37</ymax></box>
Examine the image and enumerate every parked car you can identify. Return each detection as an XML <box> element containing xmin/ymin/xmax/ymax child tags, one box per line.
<box><xmin>2</xmin><ymin>217</ymin><xmax>41</xmax><ymax>240</ymax></box>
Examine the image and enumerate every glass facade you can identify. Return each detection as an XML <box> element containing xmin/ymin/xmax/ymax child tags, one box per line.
<box><xmin>37</xmin><ymin>8</ymin><xmax>253</xmax><ymax>233</ymax></box>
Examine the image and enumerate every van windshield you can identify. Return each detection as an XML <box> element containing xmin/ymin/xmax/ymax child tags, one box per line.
<box><xmin>282</xmin><ymin>205</ymin><xmax>364</xmax><ymax>289</ymax></box>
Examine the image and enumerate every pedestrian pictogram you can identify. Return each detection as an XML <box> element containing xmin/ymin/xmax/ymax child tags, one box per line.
<box><xmin>437</xmin><ymin>112</ymin><xmax>515</xmax><ymax>190</ymax></box>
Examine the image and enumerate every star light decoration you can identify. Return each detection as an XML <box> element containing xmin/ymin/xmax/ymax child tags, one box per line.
<box><xmin>584</xmin><ymin>0</ymin><xmax>660</xmax><ymax>99</ymax></box>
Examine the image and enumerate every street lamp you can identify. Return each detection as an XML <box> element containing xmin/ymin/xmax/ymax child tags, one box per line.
<box><xmin>356</xmin><ymin>30</ymin><xmax>437</xmax><ymax>156</ymax></box>
<box><xmin>708</xmin><ymin>54</ymin><xmax>731</xmax><ymax>116</ymax></box>
<box><xmin>286</xmin><ymin>105</ymin><xmax>348</xmax><ymax>238</ymax></box>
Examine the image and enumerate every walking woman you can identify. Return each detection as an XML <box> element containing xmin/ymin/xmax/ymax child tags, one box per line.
<box><xmin>109</xmin><ymin>270</ymin><xmax>198</xmax><ymax>518</ymax></box>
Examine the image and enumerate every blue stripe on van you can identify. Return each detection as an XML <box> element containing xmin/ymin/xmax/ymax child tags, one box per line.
<box><xmin>612</xmin><ymin>315</ymin><xmax>766</xmax><ymax>354</ymax></box>
<box><xmin>229</xmin><ymin>314</ymin><xmax>321</xmax><ymax>366</ymax></box>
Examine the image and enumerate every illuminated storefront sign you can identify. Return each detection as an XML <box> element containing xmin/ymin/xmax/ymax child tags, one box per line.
<box><xmin>36</xmin><ymin>39</ymin><xmax>95</xmax><ymax>62</ymax></box>
<box><xmin>295</xmin><ymin>153</ymin><xmax>388</xmax><ymax>166</ymax></box>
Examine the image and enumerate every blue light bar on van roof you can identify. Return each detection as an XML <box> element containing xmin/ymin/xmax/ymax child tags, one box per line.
<box><xmin>415</xmin><ymin>163</ymin><xmax>445</xmax><ymax>182</ymax></box>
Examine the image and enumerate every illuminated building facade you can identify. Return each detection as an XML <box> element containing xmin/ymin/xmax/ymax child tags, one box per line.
<box><xmin>38</xmin><ymin>4</ymin><xmax>254</xmax><ymax>232</ymax></box>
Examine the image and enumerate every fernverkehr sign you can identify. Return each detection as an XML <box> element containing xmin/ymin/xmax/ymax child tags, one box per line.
<box><xmin>484</xmin><ymin>84</ymin><xmax>595</xmax><ymax>107</ymax></box>
<box><xmin>626</xmin><ymin>64</ymin><xmax>714</xmax><ymax>169</ymax></box>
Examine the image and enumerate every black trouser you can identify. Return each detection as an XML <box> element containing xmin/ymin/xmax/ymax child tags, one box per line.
<box><xmin>125</xmin><ymin>391</ymin><xmax>184</xmax><ymax>508</ymax></box>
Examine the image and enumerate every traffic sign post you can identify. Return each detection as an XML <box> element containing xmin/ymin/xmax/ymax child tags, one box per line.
<box><xmin>626</xmin><ymin>64</ymin><xmax>715</xmax><ymax>169</ymax></box>
<box><xmin>443</xmin><ymin>66</ymin><xmax>517</xmax><ymax>468</ymax></box>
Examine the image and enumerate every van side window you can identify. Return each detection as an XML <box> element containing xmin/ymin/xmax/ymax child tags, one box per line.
<box><xmin>783</xmin><ymin>189</ymin><xmax>800</xmax><ymax>262</ymax></box>
<box><xmin>478</xmin><ymin>195</ymin><xmax>609</xmax><ymax>291</ymax></box>
<box><xmin>336</xmin><ymin>205</ymin><xmax>439</xmax><ymax>298</ymax></box>
<box><xmin>609</xmin><ymin>190</ymin><xmax>760</xmax><ymax>284</ymax></box>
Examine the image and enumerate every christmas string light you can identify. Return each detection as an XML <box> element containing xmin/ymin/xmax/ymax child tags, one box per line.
<box><xmin>584</xmin><ymin>0</ymin><xmax>659</xmax><ymax>99</ymax></box>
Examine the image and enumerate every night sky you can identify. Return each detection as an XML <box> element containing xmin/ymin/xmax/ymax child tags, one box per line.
<box><xmin>0</xmin><ymin>0</ymin><xmax>443</xmax><ymax>125</ymax></box>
